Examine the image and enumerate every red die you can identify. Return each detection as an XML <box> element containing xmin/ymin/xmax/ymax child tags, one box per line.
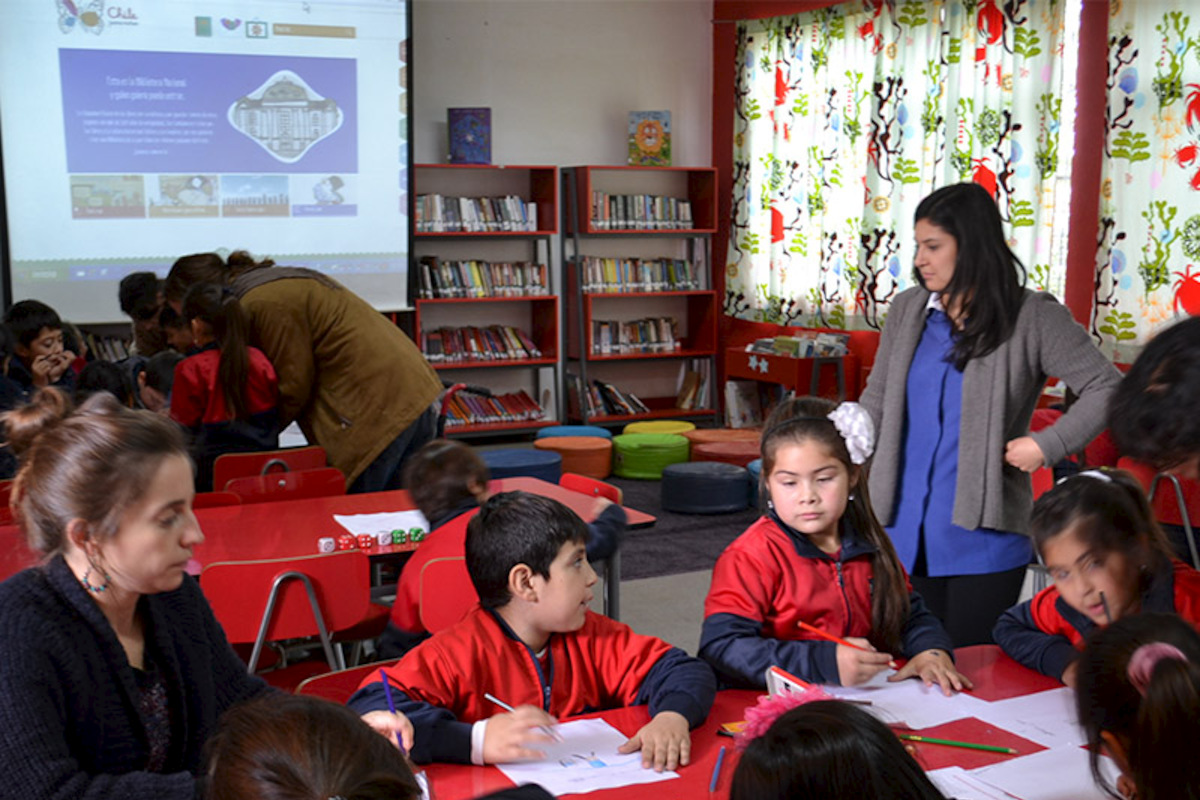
<box><xmin>336</xmin><ymin>534</ymin><xmax>357</xmax><ymax>551</ymax></box>
<box><xmin>356</xmin><ymin>534</ymin><xmax>375</xmax><ymax>550</ymax></box>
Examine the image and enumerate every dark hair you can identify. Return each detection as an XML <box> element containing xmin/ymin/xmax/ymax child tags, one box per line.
<box><xmin>182</xmin><ymin>283</ymin><xmax>253</xmax><ymax>419</ymax></box>
<box><xmin>118</xmin><ymin>272</ymin><xmax>163</xmax><ymax>320</ymax></box>
<box><xmin>166</xmin><ymin>251</ymin><xmax>275</xmax><ymax>306</ymax></box>
<box><xmin>1110</xmin><ymin>316</ymin><xmax>1200</xmax><ymax>473</ymax></box>
<box><xmin>465</xmin><ymin>491</ymin><xmax>589</xmax><ymax>610</ymax></box>
<box><xmin>760</xmin><ymin>396</ymin><xmax>909</xmax><ymax>653</ymax></box>
<box><xmin>144</xmin><ymin>350</ymin><xmax>184</xmax><ymax>394</ymax></box>
<box><xmin>159</xmin><ymin>304</ymin><xmax>188</xmax><ymax>332</ymax></box>
<box><xmin>74</xmin><ymin>360</ymin><xmax>131</xmax><ymax>406</ymax></box>
<box><xmin>1076</xmin><ymin>613</ymin><xmax>1200</xmax><ymax>800</ymax></box>
<box><xmin>1030</xmin><ymin>469</ymin><xmax>1173</xmax><ymax>588</ymax></box>
<box><xmin>913</xmin><ymin>183</ymin><xmax>1026</xmax><ymax>371</ymax></box>
<box><xmin>731</xmin><ymin>700</ymin><xmax>947</xmax><ymax>800</ymax></box>
<box><xmin>4</xmin><ymin>300</ymin><xmax>63</xmax><ymax>348</ymax></box>
<box><xmin>4</xmin><ymin>389</ymin><xmax>188</xmax><ymax>555</ymax></box>
<box><xmin>401</xmin><ymin>439</ymin><xmax>490</xmax><ymax>521</ymax></box>
<box><xmin>205</xmin><ymin>694</ymin><xmax>420</xmax><ymax>800</ymax></box>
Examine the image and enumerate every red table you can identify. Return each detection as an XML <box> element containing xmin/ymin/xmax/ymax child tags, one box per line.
<box><xmin>421</xmin><ymin>645</ymin><xmax>1062</xmax><ymax>799</ymax></box>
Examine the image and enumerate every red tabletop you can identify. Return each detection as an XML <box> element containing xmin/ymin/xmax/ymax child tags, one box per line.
<box><xmin>422</xmin><ymin>645</ymin><xmax>1064</xmax><ymax>799</ymax></box>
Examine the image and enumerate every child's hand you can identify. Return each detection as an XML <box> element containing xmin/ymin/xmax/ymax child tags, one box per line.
<box><xmin>836</xmin><ymin>638</ymin><xmax>894</xmax><ymax>685</ymax></box>
<box><xmin>890</xmin><ymin>649</ymin><xmax>974</xmax><ymax>695</ymax></box>
<box><xmin>1060</xmin><ymin>660</ymin><xmax>1079</xmax><ymax>688</ymax></box>
<box><xmin>360</xmin><ymin>709</ymin><xmax>415</xmax><ymax>753</ymax></box>
<box><xmin>617</xmin><ymin>710</ymin><xmax>689</xmax><ymax>772</ymax></box>
<box><xmin>482</xmin><ymin>705</ymin><xmax>558</xmax><ymax>764</ymax></box>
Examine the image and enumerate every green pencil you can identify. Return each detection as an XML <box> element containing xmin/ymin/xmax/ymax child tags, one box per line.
<box><xmin>897</xmin><ymin>734</ymin><xmax>1017</xmax><ymax>755</ymax></box>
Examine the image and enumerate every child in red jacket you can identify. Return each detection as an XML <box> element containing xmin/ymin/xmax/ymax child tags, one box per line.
<box><xmin>700</xmin><ymin>396</ymin><xmax>968</xmax><ymax>692</ymax></box>
<box><xmin>994</xmin><ymin>469</ymin><xmax>1200</xmax><ymax>685</ymax></box>
<box><xmin>352</xmin><ymin>491</ymin><xmax>715</xmax><ymax>769</ymax></box>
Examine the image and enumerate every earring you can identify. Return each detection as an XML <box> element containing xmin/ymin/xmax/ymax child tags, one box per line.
<box><xmin>81</xmin><ymin>557</ymin><xmax>110</xmax><ymax>593</ymax></box>
<box><xmin>767</xmin><ymin>499</ymin><xmax>775</xmax><ymax>510</ymax></box>
<box><xmin>848</xmin><ymin>492</ymin><xmax>856</xmax><ymax>501</ymax></box>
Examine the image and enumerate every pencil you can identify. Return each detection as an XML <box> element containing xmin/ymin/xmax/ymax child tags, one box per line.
<box><xmin>796</xmin><ymin>620</ymin><xmax>899</xmax><ymax>669</ymax></box>
<box><xmin>709</xmin><ymin>745</ymin><xmax>726</xmax><ymax>792</ymax></box>
<box><xmin>484</xmin><ymin>692</ymin><xmax>562</xmax><ymax>741</ymax></box>
<box><xmin>378</xmin><ymin>669</ymin><xmax>407</xmax><ymax>755</ymax></box>
<box><xmin>1100</xmin><ymin>591</ymin><xmax>1113</xmax><ymax>624</ymax></box>
<box><xmin>897</xmin><ymin>734</ymin><xmax>1017</xmax><ymax>755</ymax></box>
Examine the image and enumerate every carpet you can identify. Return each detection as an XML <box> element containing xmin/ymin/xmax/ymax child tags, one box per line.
<box><xmin>609</xmin><ymin>476</ymin><xmax>763</xmax><ymax>581</ymax></box>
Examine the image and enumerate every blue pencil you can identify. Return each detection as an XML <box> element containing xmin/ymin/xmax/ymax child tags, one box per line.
<box><xmin>379</xmin><ymin>669</ymin><xmax>407</xmax><ymax>755</ymax></box>
<box><xmin>709</xmin><ymin>745</ymin><xmax>726</xmax><ymax>792</ymax></box>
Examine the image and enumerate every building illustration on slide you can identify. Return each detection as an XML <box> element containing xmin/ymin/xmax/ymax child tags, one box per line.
<box><xmin>228</xmin><ymin>70</ymin><xmax>343</xmax><ymax>164</ymax></box>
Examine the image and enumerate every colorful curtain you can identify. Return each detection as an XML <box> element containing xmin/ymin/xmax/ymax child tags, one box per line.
<box><xmin>726</xmin><ymin>0</ymin><xmax>1071</xmax><ymax>330</ymax></box>
<box><xmin>1094</xmin><ymin>1</ymin><xmax>1200</xmax><ymax>353</ymax></box>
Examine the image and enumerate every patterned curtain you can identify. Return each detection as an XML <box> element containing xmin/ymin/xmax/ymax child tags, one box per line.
<box><xmin>726</xmin><ymin>0</ymin><xmax>1071</xmax><ymax>330</ymax></box>
<box><xmin>1094</xmin><ymin>1</ymin><xmax>1200</xmax><ymax>353</ymax></box>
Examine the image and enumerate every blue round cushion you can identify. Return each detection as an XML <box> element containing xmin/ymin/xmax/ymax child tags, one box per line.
<box><xmin>661</xmin><ymin>461</ymin><xmax>752</xmax><ymax>514</ymax></box>
<box><xmin>747</xmin><ymin>458</ymin><xmax>762</xmax><ymax>483</ymax></box>
<box><xmin>482</xmin><ymin>448</ymin><xmax>563</xmax><ymax>483</ymax></box>
<box><xmin>536</xmin><ymin>425</ymin><xmax>613</xmax><ymax>440</ymax></box>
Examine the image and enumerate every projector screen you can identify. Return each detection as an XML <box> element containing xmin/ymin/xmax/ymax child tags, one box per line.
<box><xmin>0</xmin><ymin>0</ymin><xmax>411</xmax><ymax>323</ymax></box>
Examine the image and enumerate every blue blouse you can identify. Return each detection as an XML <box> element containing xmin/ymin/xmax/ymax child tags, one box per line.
<box><xmin>885</xmin><ymin>308</ymin><xmax>1032</xmax><ymax>577</ymax></box>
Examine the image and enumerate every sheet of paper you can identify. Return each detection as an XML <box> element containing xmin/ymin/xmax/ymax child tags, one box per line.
<box><xmin>332</xmin><ymin>510</ymin><xmax>429</xmax><ymax>538</ymax></box>
<box><xmin>972</xmin><ymin>687</ymin><xmax>1087</xmax><ymax>749</ymax></box>
<box><xmin>496</xmin><ymin>718</ymin><xmax>678</xmax><ymax>796</ymax></box>
<box><xmin>824</xmin><ymin>670</ymin><xmax>990</xmax><ymax>729</ymax></box>
<box><xmin>926</xmin><ymin>766</ymin><xmax>1014</xmax><ymax>800</ymax></box>
<box><xmin>970</xmin><ymin>746</ymin><xmax>1120</xmax><ymax>800</ymax></box>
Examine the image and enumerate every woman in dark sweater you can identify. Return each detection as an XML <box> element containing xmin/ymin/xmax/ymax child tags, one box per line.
<box><xmin>0</xmin><ymin>388</ymin><xmax>271</xmax><ymax>799</ymax></box>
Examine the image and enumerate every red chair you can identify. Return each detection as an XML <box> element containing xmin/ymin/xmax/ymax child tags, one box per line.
<box><xmin>200</xmin><ymin>551</ymin><xmax>375</xmax><ymax>690</ymax></box>
<box><xmin>296</xmin><ymin>660</ymin><xmax>399</xmax><ymax>703</ymax></box>
<box><xmin>1117</xmin><ymin>457</ymin><xmax>1200</xmax><ymax>568</ymax></box>
<box><xmin>559</xmin><ymin>472</ymin><xmax>623</xmax><ymax>504</ymax></box>
<box><xmin>212</xmin><ymin>445</ymin><xmax>328</xmax><ymax>494</ymax></box>
<box><xmin>0</xmin><ymin>479</ymin><xmax>14</xmax><ymax>525</ymax></box>
<box><xmin>192</xmin><ymin>491</ymin><xmax>241</xmax><ymax>509</ymax></box>
<box><xmin>225</xmin><ymin>467</ymin><xmax>346</xmax><ymax>504</ymax></box>
<box><xmin>417</xmin><ymin>556</ymin><xmax>478</xmax><ymax>635</ymax></box>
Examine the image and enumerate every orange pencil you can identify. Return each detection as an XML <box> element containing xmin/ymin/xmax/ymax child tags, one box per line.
<box><xmin>797</xmin><ymin>620</ymin><xmax>898</xmax><ymax>669</ymax></box>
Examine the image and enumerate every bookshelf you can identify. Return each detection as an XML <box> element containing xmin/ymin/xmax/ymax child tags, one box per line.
<box><xmin>560</xmin><ymin>166</ymin><xmax>719</xmax><ymax>427</ymax></box>
<box><xmin>412</xmin><ymin>164</ymin><xmax>561</xmax><ymax>437</ymax></box>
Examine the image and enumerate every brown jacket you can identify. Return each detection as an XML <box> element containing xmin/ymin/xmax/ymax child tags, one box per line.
<box><xmin>233</xmin><ymin>273</ymin><xmax>441</xmax><ymax>485</ymax></box>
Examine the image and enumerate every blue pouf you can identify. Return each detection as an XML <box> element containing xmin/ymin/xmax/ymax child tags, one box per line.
<box><xmin>661</xmin><ymin>462</ymin><xmax>752</xmax><ymax>514</ymax></box>
<box><xmin>747</xmin><ymin>458</ymin><xmax>762</xmax><ymax>483</ymax></box>
<box><xmin>482</xmin><ymin>448</ymin><xmax>563</xmax><ymax>483</ymax></box>
<box><xmin>536</xmin><ymin>425</ymin><xmax>613</xmax><ymax>440</ymax></box>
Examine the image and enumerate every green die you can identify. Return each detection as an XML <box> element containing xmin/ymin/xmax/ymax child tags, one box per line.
<box><xmin>391</xmin><ymin>529</ymin><xmax>408</xmax><ymax>545</ymax></box>
<box><xmin>409</xmin><ymin>527</ymin><xmax>426</xmax><ymax>543</ymax></box>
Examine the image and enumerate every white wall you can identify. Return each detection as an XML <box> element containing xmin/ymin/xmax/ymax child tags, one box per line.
<box><xmin>412</xmin><ymin>0</ymin><xmax>714</xmax><ymax>167</ymax></box>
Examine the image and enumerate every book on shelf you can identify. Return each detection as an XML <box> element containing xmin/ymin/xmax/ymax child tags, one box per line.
<box><xmin>743</xmin><ymin>332</ymin><xmax>851</xmax><ymax>359</ymax></box>
<box><xmin>83</xmin><ymin>332</ymin><xmax>132</xmax><ymax>362</ymax></box>
<box><xmin>675</xmin><ymin>357</ymin><xmax>711</xmax><ymax>410</ymax></box>
<box><xmin>592</xmin><ymin>379</ymin><xmax>650</xmax><ymax>416</ymax></box>
<box><xmin>724</xmin><ymin>379</ymin><xmax>773</xmax><ymax>428</ymax></box>
<box><xmin>588</xmin><ymin>192</ymin><xmax>692</xmax><ymax>231</ymax></box>
<box><xmin>447</xmin><ymin>107</ymin><xmax>491</xmax><ymax>165</ymax></box>
<box><xmin>443</xmin><ymin>388</ymin><xmax>545</xmax><ymax>428</ymax></box>
<box><xmin>590</xmin><ymin>316</ymin><xmax>679</xmax><ymax>355</ymax></box>
<box><xmin>628</xmin><ymin>110</ymin><xmax>671</xmax><ymax>167</ymax></box>
<box><xmin>415</xmin><ymin>193</ymin><xmax>539</xmax><ymax>233</ymax></box>
<box><xmin>576</xmin><ymin>256</ymin><xmax>701</xmax><ymax>292</ymax></box>
<box><xmin>417</xmin><ymin>256</ymin><xmax>549</xmax><ymax>298</ymax></box>
<box><xmin>421</xmin><ymin>324</ymin><xmax>542</xmax><ymax>363</ymax></box>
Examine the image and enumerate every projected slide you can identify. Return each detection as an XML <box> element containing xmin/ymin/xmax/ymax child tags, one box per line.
<box><xmin>0</xmin><ymin>0</ymin><xmax>410</xmax><ymax>322</ymax></box>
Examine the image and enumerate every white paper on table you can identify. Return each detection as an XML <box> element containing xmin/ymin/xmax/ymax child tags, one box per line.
<box><xmin>926</xmin><ymin>766</ymin><xmax>1014</xmax><ymax>800</ymax></box>
<box><xmin>496</xmin><ymin>718</ymin><xmax>678</xmax><ymax>796</ymax></box>
<box><xmin>970</xmin><ymin>746</ymin><xmax>1120</xmax><ymax>800</ymax></box>
<box><xmin>332</xmin><ymin>510</ymin><xmax>429</xmax><ymax>538</ymax></box>
<box><xmin>824</xmin><ymin>670</ymin><xmax>990</xmax><ymax>729</ymax></box>
<box><xmin>972</xmin><ymin>687</ymin><xmax>1087</xmax><ymax>750</ymax></box>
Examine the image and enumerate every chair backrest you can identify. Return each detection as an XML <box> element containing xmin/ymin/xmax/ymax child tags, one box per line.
<box><xmin>417</xmin><ymin>556</ymin><xmax>479</xmax><ymax>634</ymax></box>
<box><xmin>1116</xmin><ymin>457</ymin><xmax>1200</xmax><ymax>526</ymax></box>
<box><xmin>295</xmin><ymin>660</ymin><xmax>400</xmax><ymax>703</ymax></box>
<box><xmin>559</xmin><ymin>472</ymin><xmax>623</xmax><ymax>504</ymax></box>
<box><xmin>192</xmin><ymin>491</ymin><xmax>242</xmax><ymax>509</ymax></box>
<box><xmin>225</xmin><ymin>467</ymin><xmax>346</xmax><ymax>504</ymax></box>
<box><xmin>212</xmin><ymin>445</ymin><xmax>328</xmax><ymax>493</ymax></box>
<box><xmin>201</xmin><ymin>551</ymin><xmax>371</xmax><ymax>672</ymax></box>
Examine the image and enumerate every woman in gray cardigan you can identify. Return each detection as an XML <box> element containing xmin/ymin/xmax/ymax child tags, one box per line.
<box><xmin>858</xmin><ymin>183</ymin><xmax>1121</xmax><ymax>646</ymax></box>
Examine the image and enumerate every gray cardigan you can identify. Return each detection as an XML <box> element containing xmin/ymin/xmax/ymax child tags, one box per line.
<box><xmin>859</xmin><ymin>287</ymin><xmax>1122</xmax><ymax>534</ymax></box>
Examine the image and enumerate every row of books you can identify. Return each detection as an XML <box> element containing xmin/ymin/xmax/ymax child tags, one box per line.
<box><xmin>415</xmin><ymin>193</ymin><xmax>540</xmax><ymax>233</ymax></box>
<box><xmin>592</xmin><ymin>316</ymin><xmax>680</xmax><ymax>356</ymax></box>
<box><xmin>416</xmin><ymin>256</ymin><xmax>550</xmax><ymax>299</ymax></box>
<box><xmin>674</xmin><ymin>359</ymin><xmax>712</xmax><ymax>411</ymax></box>
<box><xmin>577</xmin><ymin>256</ymin><xmax>702</xmax><ymax>293</ymax></box>
<box><xmin>589</xmin><ymin>192</ymin><xmax>693</xmax><ymax>230</ymax></box>
<box><xmin>566</xmin><ymin>373</ymin><xmax>651</xmax><ymax>418</ymax></box>
<box><xmin>744</xmin><ymin>331</ymin><xmax>852</xmax><ymax>358</ymax></box>
<box><xmin>421</xmin><ymin>325</ymin><xmax>544</xmax><ymax>363</ymax></box>
<box><xmin>84</xmin><ymin>333</ymin><xmax>132</xmax><ymax>362</ymax></box>
<box><xmin>443</xmin><ymin>389</ymin><xmax>545</xmax><ymax>428</ymax></box>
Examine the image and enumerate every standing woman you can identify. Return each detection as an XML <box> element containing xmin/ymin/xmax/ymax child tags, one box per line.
<box><xmin>0</xmin><ymin>389</ymin><xmax>271</xmax><ymax>797</ymax></box>
<box><xmin>165</xmin><ymin>251</ymin><xmax>442</xmax><ymax>494</ymax></box>
<box><xmin>859</xmin><ymin>183</ymin><xmax>1121</xmax><ymax>646</ymax></box>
